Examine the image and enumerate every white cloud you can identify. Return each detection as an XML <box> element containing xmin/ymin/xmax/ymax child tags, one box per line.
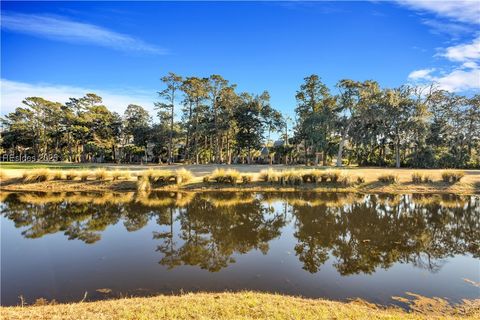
<box><xmin>441</xmin><ymin>36</ymin><xmax>480</xmax><ymax>62</ymax></box>
<box><xmin>434</xmin><ymin>67</ymin><xmax>480</xmax><ymax>92</ymax></box>
<box><xmin>408</xmin><ymin>63</ymin><xmax>480</xmax><ymax>92</ymax></box>
<box><xmin>397</xmin><ymin>1</ymin><xmax>480</xmax><ymax>93</ymax></box>
<box><xmin>408</xmin><ymin>68</ymin><xmax>435</xmax><ymax>80</ymax></box>
<box><xmin>0</xmin><ymin>79</ymin><xmax>156</xmax><ymax>115</ymax></box>
<box><xmin>1</xmin><ymin>12</ymin><xmax>165</xmax><ymax>54</ymax></box>
<box><xmin>397</xmin><ymin>0</ymin><xmax>480</xmax><ymax>25</ymax></box>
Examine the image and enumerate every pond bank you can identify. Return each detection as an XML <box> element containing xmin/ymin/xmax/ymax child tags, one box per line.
<box><xmin>1</xmin><ymin>292</ymin><xmax>478</xmax><ymax>320</ymax></box>
<box><xmin>0</xmin><ymin>178</ymin><xmax>478</xmax><ymax>195</ymax></box>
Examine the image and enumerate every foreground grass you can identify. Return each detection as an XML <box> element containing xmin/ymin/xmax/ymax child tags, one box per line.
<box><xmin>2</xmin><ymin>292</ymin><xmax>478</xmax><ymax>320</ymax></box>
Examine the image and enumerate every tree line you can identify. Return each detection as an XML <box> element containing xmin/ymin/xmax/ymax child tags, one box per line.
<box><xmin>1</xmin><ymin>73</ymin><xmax>479</xmax><ymax>168</ymax></box>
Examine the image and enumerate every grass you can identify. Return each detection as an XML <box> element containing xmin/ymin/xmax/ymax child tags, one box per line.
<box><xmin>136</xmin><ymin>169</ymin><xmax>194</xmax><ymax>191</ymax></box>
<box><xmin>207</xmin><ymin>169</ymin><xmax>241</xmax><ymax>184</ymax></box>
<box><xmin>441</xmin><ymin>170</ymin><xmax>465</xmax><ymax>183</ymax></box>
<box><xmin>1</xmin><ymin>291</ymin><xmax>477</xmax><ymax>320</ymax></box>
<box><xmin>1</xmin><ymin>165</ymin><xmax>479</xmax><ymax>195</ymax></box>
<box><xmin>378</xmin><ymin>173</ymin><xmax>398</xmax><ymax>184</ymax></box>
<box><xmin>94</xmin><ymin>169</ymin><xmax>110</xmax><ymax>180</ymax></box>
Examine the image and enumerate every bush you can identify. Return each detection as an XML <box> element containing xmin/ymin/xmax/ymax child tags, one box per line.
<box><xmin>203</xmin><ymin>175</ymin><xmax>210</xmax><ymax>183</ymax></box>
<box><xmin>378</xmin><ymin>173</ymin><xmax>398</xmax><ymax>184</ymax></box>
<box><xmin>441</xmin><ymin>170</ymin><xmax>465</xmax><ymax>183</ymax></box>
<box><xmin>0</xmin><ymin>170</ymin><xmax>6</xmax><ymax>182</ymax></box>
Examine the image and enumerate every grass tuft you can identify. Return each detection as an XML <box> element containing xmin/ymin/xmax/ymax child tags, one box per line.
<box><xmin>441</xmin><ymin>170</ymin><xmax>465</xmax><ymax>184</ymax></box>
<box><xmin>94</xmin><ymin>169</ymin><xmax>111</xmax><ymax>180</ymax></box>
<box><xmin>210</xmin><ymin>169</ymin><xmax>241</xmax><ymax>184</ymax></box>
<box><xmin>22</xmin><ymin>169</ymin><xmax>54</xmax><ymax>182</ymax></box>
<box><xmin>378</xmin><ymin>173</ymin><xmax>398</xmax><ymax>184</ymax></box>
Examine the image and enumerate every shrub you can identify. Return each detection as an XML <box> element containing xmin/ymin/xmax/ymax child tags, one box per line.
<box><xmin>22</xmin><ymin>169</ymin><xmax>54</xmax><ymax>182</ymax></box>
<box><xmin>210</xmin><ymin>169</ymin><xmax>240</xmax><ymax>185</ymax></box>
<box><xmin>0</xmin><ymin>170</ymin><xmax>7</xmax><ymax>182</ymax></box>
<box><xmin>175</xmin><ymin>168</ymin><xmax>193</xmax><ymax>184</ymax></box>
<box><xmin>441</xmin><ymin>170</ymin><xmax>465</xmax><ymax>183</ymax></box>
<box><xmin>203</xmin><ymin>175</ymin><xmax>210</xmax><ymax>183</ymax></box>
<box><xmin>378</xmin><ymin>173</ymin><xmax>398</xmax><ymax>184</ymax></box>
<box><xmin>94</xmin><ymin>169</ymin><xmax>110</xmax><ymax>180</ymax></box>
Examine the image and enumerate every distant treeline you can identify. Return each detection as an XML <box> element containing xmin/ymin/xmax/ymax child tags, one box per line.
<box><xmin>1</xmin><ymin>73</ymin><xmax>479</xmax><ymax>168</ymax></box>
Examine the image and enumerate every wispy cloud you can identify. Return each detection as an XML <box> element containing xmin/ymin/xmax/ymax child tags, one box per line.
<box><xmin>1</xmin><ymin>12</ymin><xmax>165</xmax><ymax>54</ymax></box>
<box><xmin>1</xmin><ymin>79</ymin><xmax>156</xmax><ymax>115</ymax></box>
<box><xmin>395</xmin><ymin>1</ymin><xmax>480</xmax><ymax>93</ymax></box>
<box><xmin>396</xmin><ymin>0</ymin><xmax>480</xmax><ymax>25</ymax></box>
<box><xmin>440</xmin><ymin>36</ymin><xmax>480</xmax><ymax>62</ymax></box>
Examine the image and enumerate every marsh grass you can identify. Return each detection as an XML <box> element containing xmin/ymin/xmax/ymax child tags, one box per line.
<box><xmin>94</xmin><ymin>169</ymin><xmax>111</xmax><ymax>180</ymax></box>
<box><xmin>241</xmin><ymin>174</ymin><xmax>253</xmax><ymax>184</ymax></box>
<box><xmin>411</xmin><ymin>171</ymin><xmax>433</xmax><ymax>184</ymax></box>
<box><xmin>175</xmin><ymin>168</ymin><xmax>193</xmax><ymax>184</ymax></box>
<box><xmin>441</xmin><ymin>170</ymin><xmax>465</xmax><ymax>183</ymax></box>
<box><xmin>111</xmin><ymin>170</ymin><xmax>131</xmax><ymax>181</ymax></box>
<box><xmin>22</xmin><ymin>169</ymin><xmax>55</xmax><ymax>182</ymax></box>
<box><xmin>378</xmin><ymin>173</ymin><xmax>398</xmax><ymax>184</ymax></box>
<box><xmin>65</xmin><ymin>170</ymin><xmax>78</xmax><ymax>180</ymax></box>
<box><xmin>209</xmin><ymin>169</ymin><xmax>241</xmax><ymax>184</ymax></box>
<box><xmin>136</xmin><ymin>169</ymin><xmax>194</xmax><ymax>191</ymax></box>
<box><xmin>259</xmin><ymin>168</ymin><xmax>279</xmax><ymax>183</ymax></box>
<box><xmin>78</xmin><ymin>171</ymin><xmax>90</xmax><ymax>181</ymax></box>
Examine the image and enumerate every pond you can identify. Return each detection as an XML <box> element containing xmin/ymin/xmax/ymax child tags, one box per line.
<box><xmin>1</xmin><ymin>191</ymin><xmax>479</xmax><ymax>307</ymax></box>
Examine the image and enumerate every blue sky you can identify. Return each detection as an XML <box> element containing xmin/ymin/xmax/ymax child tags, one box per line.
<box><xmin>1</xmin><ymin>1</ymin><xmax>479</xmax><ymax>118</ymax></box>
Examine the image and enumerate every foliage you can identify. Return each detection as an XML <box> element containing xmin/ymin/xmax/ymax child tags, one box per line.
<box><xmin>1</xmin><ymin>73</ymin><xmax>478</xmax><ymax>168</ymax></box>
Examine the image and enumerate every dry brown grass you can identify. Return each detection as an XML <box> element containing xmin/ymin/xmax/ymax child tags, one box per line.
<box><xmin>1</xmin><ymin>291</ymin><xmax>477</xmax><ymax>320</ymax></box>
<box><xmin>2</xmin><ymin>166</ymin><xmax>479</xmax><ymax>195</ymax></box>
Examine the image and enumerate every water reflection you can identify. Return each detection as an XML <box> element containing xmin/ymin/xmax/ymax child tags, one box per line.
<box><xmin>1</xmin><ymin>192</ymin><xmax>478</xmax><ymax>276</ymax></box>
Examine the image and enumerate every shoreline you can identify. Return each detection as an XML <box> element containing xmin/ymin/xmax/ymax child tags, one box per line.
<box><xmin>1</xmin><ymin>291</ymin><xmax>478</xmax><ymax>320</ymax></box>
<box><xmin>1</xmin><ymin>179</ymin><xmax>478</xmax><ymax>195</ymax></box>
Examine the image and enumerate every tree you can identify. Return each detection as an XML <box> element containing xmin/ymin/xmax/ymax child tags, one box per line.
<box><xmin>156</xmin><ymin>72</ymin><xmax>183</xmax><ymax>164</ymax></box>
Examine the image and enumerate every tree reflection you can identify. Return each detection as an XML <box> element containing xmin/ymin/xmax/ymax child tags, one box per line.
<box><xmin>1</xmin><ymin>192</ymin><xmax>478</xmax><ymax>275</ymax></box>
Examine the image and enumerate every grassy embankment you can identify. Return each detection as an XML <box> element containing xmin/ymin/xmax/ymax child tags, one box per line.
<box><xmin>0</xmin><ymin>163</ymin><xmax>479</xmax><ymax>194</ymax></box>
<box><xmin>1</xmin><ymin>291</ymin><xmax>479</xmax><ymax>320</ymax></box>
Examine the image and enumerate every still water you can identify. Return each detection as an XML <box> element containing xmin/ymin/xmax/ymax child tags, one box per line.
<box><xmin>1</xmin><ymin>191</ymin><xmax>479</xmax><ymax>306</ymax></box>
